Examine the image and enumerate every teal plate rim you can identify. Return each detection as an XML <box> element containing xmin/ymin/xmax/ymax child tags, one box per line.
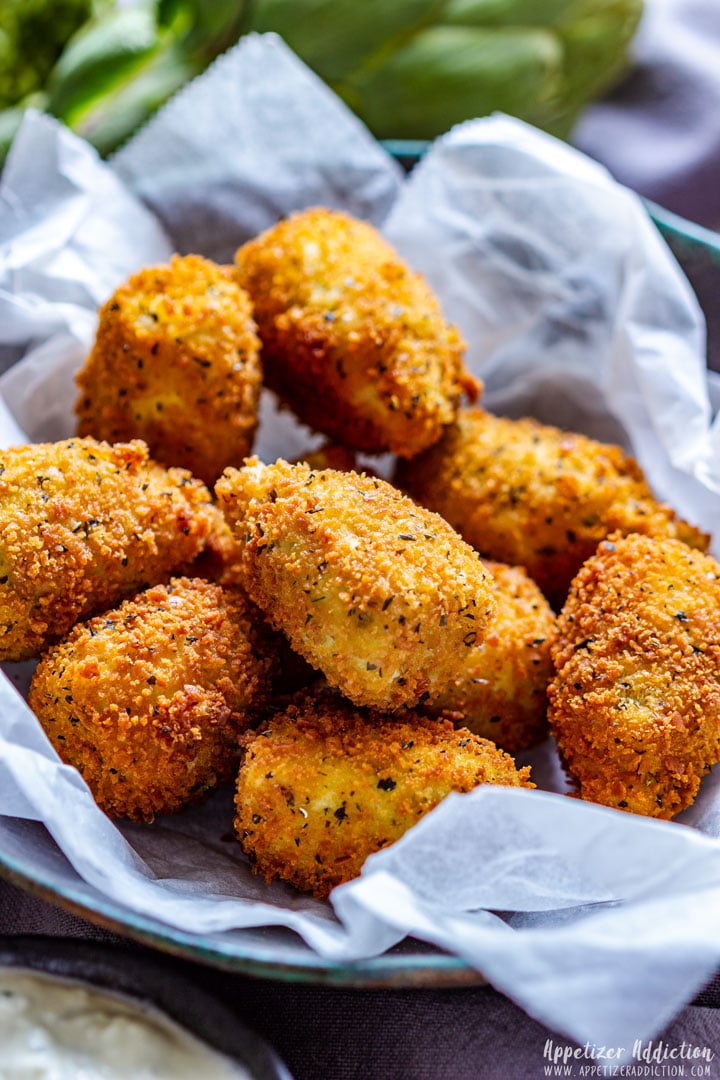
<box><xmin>644</xmin><ymin>199</ymin><xmax>720</xmax><ymax>259</ymax></box>
<box><xmin>0</xmin><ymin>835</ymin><xmax>486</xmax><ymax>989</ymax></box>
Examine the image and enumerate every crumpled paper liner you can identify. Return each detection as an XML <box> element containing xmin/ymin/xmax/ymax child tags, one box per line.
<box><xmin>1</xmin><ymin>32</ymin><xmax>720</xmax><ymax>1059</ymax></box>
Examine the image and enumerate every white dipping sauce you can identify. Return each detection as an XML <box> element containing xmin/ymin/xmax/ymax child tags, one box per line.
<box><xmin>0</xmin><ymin>969</ymin><xmax>251</xmax><ymax>1079</ymax></box>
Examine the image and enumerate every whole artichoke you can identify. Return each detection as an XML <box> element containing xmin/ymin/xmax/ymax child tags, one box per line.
<box><xmin>249</xmin><ymin>0</ymin><xmax>644</xmax><ymax>140</ymax></box>
<box><xmin>0</xmin><ymin>0</ymin><xmax>642</xmax><ymax>164</ymax></box>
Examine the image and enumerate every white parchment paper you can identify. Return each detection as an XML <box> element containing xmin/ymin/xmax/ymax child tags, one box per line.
<box><xmin>2</xmin><ymin>32</ymin><xmax>720</xmax><ymax>1058</ymax></box>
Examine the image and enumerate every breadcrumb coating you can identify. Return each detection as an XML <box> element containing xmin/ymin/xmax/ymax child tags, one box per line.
<box><xmin>0</xmin><ymin>438</ymin><xmax>215</xmax><ymax>661</ymax></box>
<box><xmin>76</xmin><ymin>254</ymin><xmax>262</xmax><ymax>485</ymax></box>
<box><xmin>234</xmin><ymin>208</ymin><xmax>479</xmax><ymax>457</ymax></box>
<box><xmin>216</xmin><ymin>458</ymin><xmax>496</xmax><ymax>710</ymax></box>
<box><xmin>235</xmin><ymin>691</ymin><xmax>533</xmax><ymax>898</ymax></box>
<box><xmin>425</xmin><ymin>561</ymin><xmax>556</xmax><ymax>753</ymax></box>
<box><xmin>548</xmin><ymin>533</ymin><xmax>720</xmax><ymax>819</ymax></box>
<box><xmin>396</xmin><ymin>408</ymin><xmax>708</xmax><ymax>608</ymax></box>
<box><xmin>29</xmin><ymin>577</ymin><xmax>274</xmax><ymax>822</ymax></box>
<box><xmin>181</xmin><ymin>506</ymin><xmax>315</xmax><ymax>697</ymax></box>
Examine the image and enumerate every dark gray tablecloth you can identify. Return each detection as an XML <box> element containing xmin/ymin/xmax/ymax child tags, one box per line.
<box><xmin>1</xmin><ymin>877</ymin><xmax>719</xmax><ymax>1079</ymax></box>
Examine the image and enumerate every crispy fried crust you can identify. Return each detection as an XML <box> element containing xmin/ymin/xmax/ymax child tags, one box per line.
<box><xmin>183</xmin><ymin>506</ymin><xmax>315</xmax><ymax>697</ymax></box>
<box><xmin>548</xmin><ymin>534</ymin><xmax>720</xmax><ymax>819</ymax></box>
<box><xmin>29</xmin><ymin>577</ymin><xmax>274</xmax><ymax>822</ymax></box>
<box><xmin>425</xmin><ymin>561</ymin><xmax>556</xmax><ymax>753</ymax></box>
<box><xmin>234</xmin><ymin>208</ymin><xmax>479</xmax><ymax>457</ymax></box>
<box><xmin>76</xmin><ymin>255</ymin><xmax>262</xmax><ymax>485</ymax></box>
<box><xmin>216</xmin><ymin>458</ymin><xmax>496</xmax><ymax>710</ymax></box>
<box><xmin>0</xmin><ymin>438</ymin><xmax>215</xmax><ymax>661</ymax></box>
<box><xmin>396</xmin><ymin>408</ymin><xmax>708</xmax><ymax>608</ymax></box>
<box><xmin>235</xmin><ymin>691</ymin><xmax>533</xmax><ymax>898</ymax></box>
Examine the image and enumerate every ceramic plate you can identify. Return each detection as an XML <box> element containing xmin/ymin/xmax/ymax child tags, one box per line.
<box><xmin>1</xmin><ymin>145</ymin><xmax>719</xmax><ymax>988</ymax></box>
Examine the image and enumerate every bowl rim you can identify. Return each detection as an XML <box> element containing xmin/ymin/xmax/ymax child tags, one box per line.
<box><xmin>3</xmin><ymin>140</ymin><xmax>718</xmax><ymax>992</ymax></box>
<box><xmin>0</xmin><ymin>933</ymin><xmax>293</xmax><ymax>1079</ymax></box>
<box><xmin>0</xmin><ymin>847</ymin><xmax>486</xmax><ymax>989</ymax></box>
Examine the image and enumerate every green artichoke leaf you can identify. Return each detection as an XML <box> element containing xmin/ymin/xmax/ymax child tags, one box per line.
<box><xmin>341</xmin><ymin>25</ymin><xmax>563</xmax><ymax>140</ymax></box>
<box><xmin>158</xmin><ymin>0</ymin><xmax>253</xmax><ymax>63</ymax></box>
<box><xmin>443</xmin><ymin>0</ymin><xmax>580</xmax><ymax>28</ymax></box>
<box><xmin>1</xmin><ymin>0</ymin><xmax>645</xmax><ymax>160</ymax></box>
<box><xmin>46</xmin><ymin>4</ymin><xmax>160</xmax><ymax>122</ymax></box>
<box><xmin>556</xmin><ymin>0</ymin><xmax>643</xmax><ymax>104</ymax></box>
<box><xmin>0</xmin><ymin>0</ymin><xmax>93</xmax><ymax>109</ymax></box>
<box><xmin>249</xmin><ymin>0</ymin><xmax>444</xmax><ymax>85</ymax></box>
<box><xmin>71</xmin><ymin>42</ymin><xmax>196</xmax><ymax>156</ymax></box>
<box><xmin>0</xmin><ymin>105</ymin><xmax>25</xmax><ymax>165</ymax></box>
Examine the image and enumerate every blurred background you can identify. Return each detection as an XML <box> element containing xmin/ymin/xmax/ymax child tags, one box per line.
<box><xmin>0</xmin><ymin>0</ymin><xmax>718</xmax><ymax>231</ymax></box>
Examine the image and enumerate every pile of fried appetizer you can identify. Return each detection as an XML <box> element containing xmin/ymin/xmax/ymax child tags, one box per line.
<box><xmin>3</xmin><ymin>208</ymin><xmax>718</xmax><ymax>900</ymax></box>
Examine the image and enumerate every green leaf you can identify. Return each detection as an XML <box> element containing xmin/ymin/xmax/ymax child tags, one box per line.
<box><xmin>0</xmin><ymin>0</ymin><xmax>93</xmax><ymax>109</ymax></box>
<box><xmin>46</xmin><ymin>6</ymin><xmax>160</xmax><ymax>121</ymax></box>
<box><xmin>71</xmin><ymin>43</ymin><xmax>196</xmax><ymax>156</ymax></box>
<box><xmin>2</xmin><ymin>0</ymin><xmax>644</xmax><ymax>157</ymax></box>
<box><xmin>0</xmin><ymin>105</ymin><xmax>24</xmax><ymax>166</ymax></box>
<box><xmin>556</xmin><ymin>0</ymin><xmax>643</xmax><ymax>105</ymax></box>
<box><xmin>250</xmin><ymin>0</ymin><xmax>443</xmax><ymax>84</ymax></box>
<box><xmin>443</xmin><ymin>0</ymin><xmax>580</xmax><ymax>28</ymax></box>
<box><xmin>165</xmin><ymin>0</ymin><xmax>253</xmax><ymax>62</ymax></box>
<box><xmin>342</xmin><ymin>25</ymin><xmax>563</xmax><ymax>140</ymax></box>
<box><xmin>251</xmin><ymin>0</ymin><xmax>642</xmax><ymax>140</ymax></box>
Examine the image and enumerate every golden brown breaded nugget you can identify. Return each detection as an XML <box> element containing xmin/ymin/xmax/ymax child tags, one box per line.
<box><xmin>396</xmin><ymin>408</ymin><xmax>708</xmax><ymax>608</ymax></box>
<box><xmin>76</xmin><ymin>255</ymin><xmax>262</xmax><ymax>485</ymax></box>
<box><xmin>425</xmin><ymin>561</ymin><xmax>555</xmax><ymax>753</ymax></box>
<box><xmin>182</xmin><ymin>509</ymin><xmax>316</xmax><ymax>698</ymax></box>
<box><xmin>235</xmin><ymin>691</ymin><xmax>533</xmax><ymax>898</ymax></box>
<box><xmin>216</xmin><ymin>458</ymin><xmax>496</xmax><ymax>710</ymax></box>
<box><xmin>29</xmin><ymin>577</ymin><xmax>273</xmax><ymax>822</ymax></box>
<box><xmin>234</xmin><ymin>208</ymin><xmax>479</xmax><ymax>457</ymax></box>
<box><xmin>0</xmin><ymin>438</ymin><xmax>215</xmax><ymax>661</ymax></box>
<box><xmin>548</xmin><ymin>534</ymin><xmax>720</xmax><ymax>819</ymax></box>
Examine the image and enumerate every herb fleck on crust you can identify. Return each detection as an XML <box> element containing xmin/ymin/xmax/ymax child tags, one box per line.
<box><xmin>216</xmin><ymin>458</ymin><xmax>496</xmax><ymax>710</ymax></box>
<box><xmin>236</xmin><ymin>691</ymin><xmax>533</xmax><ymax>898</ymax></box>
<box><xmin>234</xmin><ymin>208</ymin><xmax>479</xmax><ymax>457</ymax></box>
<box><xmin>549</xmin><ymin>533</ymin><xmax>720</xmax><ymax>818</ymax></box>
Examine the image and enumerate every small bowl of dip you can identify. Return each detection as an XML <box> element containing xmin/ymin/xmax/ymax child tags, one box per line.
<box><xmin>0</xmin><ymin>936</ymin><xmax>292</xmax><ymax>1080</ymax></box>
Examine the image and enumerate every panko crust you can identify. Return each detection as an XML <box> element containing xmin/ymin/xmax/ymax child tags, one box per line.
<box><xmin>76</xmin><ymin>254</ymin><xmax>262</xmax><ymax>485</ymax></box>
<box><xmin>548</xmin><ymin>534</ymin><xmax>720</xmax><ymax>819</ymax></box>
<box><xmin>29</xmin><ymin>577</ymin><xmax>274</xmax><ymax>822</ymax></box>
<box><xmin>183</xmin><ymin>508</ymin><xmax>316</xmax><ymax>698</ymax></box>
<box><xmin>234</xmin><ymin>208</ymin><xmax>479</xmax><ymax>457</ymax></box>
<box><xmin>216</xmin><ymin>458</ymin><xmax>496</xmax><ymax>710</ymax></box>
<box><xmin>425</xmin><ymin>561</ymin><xmax>556</xmax><ymax>753</ymax></box>
<box><xmin>0</xmin><ymin>438</ymin><xmax>215</xmax><ymax>661</ymax></box>
<box><xmin>235</xmin><ymin>692</ymin><xmax>533</xmax><ymax>898</ymax></box>
<box><xmin>396</xmin><ymin>408</ymin><xmax>708</xmax><ymax>608</ymax></box>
